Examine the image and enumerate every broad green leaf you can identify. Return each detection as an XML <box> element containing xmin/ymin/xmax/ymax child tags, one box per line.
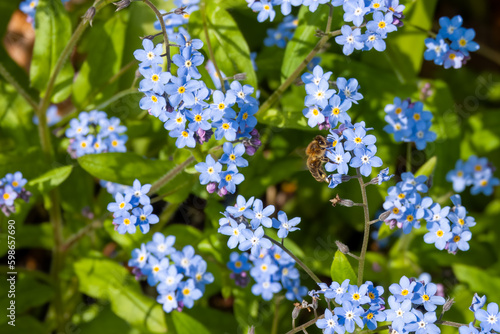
<box><xmin>190</xmin><ymin>5</ymin><xmax>257</xmax><ymax>89</ymax></box>
<box><xmin>171</xmin><ymin>312</ymin><xmax>211</xmax><ymax>334</ymax></box>
<box><xmin>74</xmin><ymin>257</ymin><xmax>167</xmax><ymax>332</ymax></box>
<box><xmin>72</xmin><ymin>10</ymin><xmax>129</xmax><ymax>109</ymax></box>
<box><xmin>30</xmin><ymin>0</ymin><xmax>74</xmax><ymax>103</ymax></box>
<box><xmin>330</xmin><ymin>250</ymin><xmax>357</xmax><ymax>283</ymax></box>
<box><xmin>79</xmin><ymin>305</ymin><xmax>134</xmax><ymax>334</ymax></box>
<box><xmin>453</xmin><ymin>264</ymin><xmax>500</xmax><ymax>302</ymax></box>
<box><xmin>0</xmin><ymin>316</ymin><xmax>48</xmax><ymax>333</ymax></box>
<box><xmin>378</xmin><ymin>223</ymin><xmax>398</xmax><ymax>240</ymax></box>
<box><xmin>78</xmin><ymin>152</ymin><xmax>174</xmax><ymax>186</ymax></box>
<box><xmin>0</xmin><ymin>223</ymin><xmax>53</xmax><ymax>257</ymax></box>
<box><xmin>29</xmin><ymin>165</ymin><xmax>73</xmax><ymax>193</ymax></box>
<box><xmin>414</xmin><ymin>156</ymin><xmax>437</xmax><ymax>178</ymax></box>
<box><xmin>281</xmin><ymin>5</ymin><xmax>329</xmax><ymax>82</ymax></box>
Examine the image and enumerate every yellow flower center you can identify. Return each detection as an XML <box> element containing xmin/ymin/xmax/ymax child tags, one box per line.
<box><xmin>459</xmin><ymin>38</ymin><xmax>467</xmax><ymax>47</ymax></box>
<box><xmin>119</xmin><ymin>202</ymin><xmax>125</xmax><ymax>209</ymax></box>
<box><xmin>229</xmin><ymin>154</ymin><xmax>236</xmax><ymax>160</ymax></box>
<box><xmin>140</xmin><ymin>214</ymin><xmax>146</xmax><ymax>221</ymax></box>
<box><xmin>222</xmin><ymin>123</ymin><xmax>230</xmax><ymax>130</ymax></box>
<box><xmin>401</xmin><ymin>289</ymin><xmax>409</xmax><ymax>296</ymax></box>
<box><xmin>195</xmin><ymin>115</ymin><xmax>202</xmax><ymax>122</ymax></box>
<box><xmin>264</xmin><ymin>5</ymin><xmax>270</xmax><ymax>10</ymax></box>
<box><xmin>242</xmin><ymin>112</ymin><xmax>248</xmax><ymax>120</ymax></box>
<box><xmin>12</xmin><ymin>181</ymin><xmax>19</xmax><ymax>187</ymax></box>
<box><xmin>378</xmin><ymin>21</ymin><xmax>386</xmax><ymax>29</ymax></box>
<box><xmin>235</xmin><ymin>261</ymin><xmax>242</xmax><ymax>268</ymax></box>
<box><xmin>454</xmin><ymin>235</ymin><xmax>461</xmax><ymax>242</ymax></box>
<box><xmin>475</xmin><ymin>165</ymin><xmax>482</xmax><ymax>172</ymax></box>
<box><xmin>81</xmin><ymin>142</ymin><xmax>87</xmax><ymax>148</ymax></box>
<box><xmin>367</xmin><ymin>313</ymin><xmax>374</xmax><ymax>319</ymax></box>
<box><xmin>369</xmin><ymin>292</ymin><xmax>375</xmax><ymax>299</ymax></box>
<box><xmin>422</xmin><ymin>294</ymin><xmax>430</xmax><ymax>301</ymax></box>
<box><xmin>123</xmin><ymin>218</ymin><xmax>131</xmax><ymax>225</ymax></box>
<box><xmin>183</xmin><ymin>13</ymin><xmax>190</xmax><ymax>19</ymax></box>
<box><xmin>185</xmin><ymin>60</ymin><xmax>192</xmax><ymax>67</ymax></box>
<box><xmin>178</xmin><ymin>86</ymin><xmax>186</xmax><ymax>94</ymax></box>
<box><xmin>457</xmin><ymin>171</ymin><xmax>463</xmax><ymax>177</ymax></box>
<box><xmin>332</xmin><ymin>108</ymin><xmax>340</xmax><ymax>115</ymax></box>
<box><xmin>225</xmin><ymin>174</ymin><xmax>232</xmax><ymax>182</ymax></box>
<box><xmin>207</xmin><ymin>167</ymin><xmax>214</xmax><ymax>174</ymax></box>
<box><xmin>151</xmin><ymin>74</ymin><xmax>159</xmax><ymax>82</ymax></box>
<box><xmin>393</xmin><ymin>207</ymin><xmax>400</xmax><ymax>214</ymax></box>
<box><xmin>413</xmin><ymin>113</ymin><xmax>421</xmax><ymax>121</ymax></box>
<box><xmin>407</xmin><ymin>215</ymin><xmax>414</xmax><ymax>222</ymax></box>
<box><xmin>312</xmin><ymin>108</ymin><xmax>319</xmax><ymax>116</ymax></box>
<box><xmin>352</xmin><ymin>293</ymin><xmax>360</xmax><ymax>300</ymax></box>
<box><xmin>373</xmin><ymin>3</ymin><xmax>380</xmax><ymax>8</ymax></box>
<box><xmin>395</xmin><ymin>107</ymin><xmax>402</xmax><ymax>114</ymax></box>
<box><xmin>354</xmin><ymin>137</ymin><xmax>362</xmax><ymax>144</ymax></box>
<box><xmin>449</xmin><ymin>53</ymin><xmax>456</xmax><ymax>60</ymax></box>
<box><xmin>458</xmin><ymin>218</ymin><xmax>465</xmax><ymax>226</ymax></box>
<box><xmin>182</xmin><ymin>288</ymin><xmax>190</xmax><ymax>296</ymax></box>
<box><xmin>480</xmin><ymin>179</ymin><xmax>488</xmax><ymax>186</ymax></box>
<box><xmin>181</xmin><ymin>131</ymin><xmax>189</xmax><ymax>138</ymax></box>
<box><xmin>147</xmin><ymin>52</ymin><xmax>155</xmax><ymax>59</ymax></box>
<box><xmin>3</xmin><ymin>193</ymin><xmax>10</xmax><ymax>200</ymax></box>
<box><xmin>167</xmin><ymin>295</ymin><xmax>174</xmax><ymax>301</ymax></box>
<box><xmin>398</xmin><ymin>193</ymin><xmax>405</xmax><ymax>199</ymax></box>
<box><xmin>218</xmin><ymin>103</ymin><xmax>226</xmax><ymax>110</ymax></box>
<box><xmin>112</xmin><ymin>140</ymin><xmax>118</xmax><ymax>147</ymax></box>
<box><xmin>436</xmin><ymin>230</ymin><xmax>444</xmax><ymax>237</ymax></box>
<box><xmin>151</xmin><ymin>95</ymin><xmax>158</xmax><ymax>102</ymax></box>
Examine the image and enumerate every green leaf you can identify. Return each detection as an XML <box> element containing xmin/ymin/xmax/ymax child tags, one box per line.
<box><xmin>414</xmin><ymin>156</ymin><xmax>437</xmax><ymax>178</ymax></box>
<box><xmin>171</xmin><ymin>312</ymin><xmax>211</xmax><ymax>334</ymax></box>
<box><xmin>0</xmin><ymin>223</ymin><xmax>53</xmax><ymax>257</ymax></box>
<box><xmin>0</xmin><ymin>316</ymin><xmax>48</xmax><ymax>333</ymax></box>
<box><xmin>330</xmin><ymin>250</ymin><xmax>357</xmax><ymax>283</ymax></box>
<box><xmin>30</xmin><ymin>0</ymin><xmax>74</xmax><ymax>103</ymax></box>
<box><xmin>281</xmin><ymin>5</ymin><xmax>329</xmax><ymax>82</ymax></box>
<box><xmin>74</xmin><ymin>256</ymin><xmax>167</xmax><ymax>333</ymax></box>
<box><xmin>72</xmin><ymin>11</ymin><xmax>129</xmax><ymax>109</ymax></box>
<box><xmin>190</xmin><ymin>5</ymin><xmax>257</xmax><ymax>89</ymax></box>
<box><xmin>79</xmin><ymin>305</ymin><xmax>134</xmax><ymax>334</ymax></box>
<box><xmin>29</xmin><ymin>165</ymin><xmax>73</xmax><ymax>193</ymax></box>
<box><xmin>453</xmin><ymin>263</ymin><xmax>500</xmax><ymax>302</ymax></box>
<box><xmin>78</xmin><ymin>152</ymin><xmax>174</xmax><ymax>186</ymax></box>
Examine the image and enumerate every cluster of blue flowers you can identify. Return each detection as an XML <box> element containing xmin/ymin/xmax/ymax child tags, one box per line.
<box><xmin>128</xmin><ymin>232</ymin><xmax>213</xmax><ymax>313</ymax></box>
<box><xmin>0</xmin><ymin>172</ymin><xmax>31</xmax><ymax>217</ymax></box>
<box><xmin>227</xmin><ymin>246</ymin><xmax>308</xmax><ymax>302</ymax></box>
<box><xmin>424</xmin><ymin>15</ymin><xmax>480</xmax><ymax>69</ymax></box>
<box><xmin>64</xmin><ymin>110</ymin><xmax>128</xmax><ymax>158</ymax></box>
<box><xmin>382</xmin><ymin>173</ymin><xmax>476</xmax><ymax>254</ymax></box>
<box><xmin>312</xmin><ymin>275</ymin><xmax>445</xmax><ymax>334</ymax></box>
<box><xmin>460</xmin><ymin>294</ymin><xmax>500</xmax><ymax>334</ymax></box>
<box><xmin>424</xmin><ymin>194</ymin><xmax>476</xmax><ymax>254</ymax></box>
<box><xmin>335</xmin><ymin>0</ymin><xmax>404</xmax><ymax>55</ymax></box>
<box><xmin>248</xmin><ymin>0</ymin><xmax>403</xmax><ymax>55</ymax></box>
<box><xmin>107</xmin><ymin>179</ymin><xmax>159</xmax><ymax>234</ymax></box>
<box><xmin>264</xmin><ymin>16</ymin><xmax>298</xmax><ymax>48</ymax></box>
<box><xmin>218</xmin><ymin>195</ymin><xmax>301</xmax><ymax>254</ymax></box>
<box><xmin>383</xmin><ymin>97</ymin><xmax>437</xmax><ymax>150</ymax></box>
<box><xmin>301</xmin><ymin>65</ymin><xmax>360</xmax><ymax>130</ymax></box>
<box><xmin>446</xmin><ymin>156</ymin><xmax>499</xmax><ymax>196</ymax></box>
<box><xmin>19</xmin><ymin>0</ymin><xmax>69</xmax><ymax>26</ymax></box>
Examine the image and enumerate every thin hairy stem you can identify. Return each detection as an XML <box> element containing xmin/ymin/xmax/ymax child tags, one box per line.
<box><xmin>406</xmin><ymin>142</ymin><xmax>412</xmax><ymax>172</ymax></box>
<box><xmin>264</xmin><ymin>236</ymin><xmax>322</xmax><ymax>284</ymax></box>
<box><xmin>0</xmin><ymin>63</ymin><xmax>39</xmax><ymax>110</ymax></box>
<box><xmin>142</xmin><ymin>0</ymin><xmax>171</xmax><ymax>71</ymax></box>
<box><xmin>286</xmin><ymin>315</ymin><xmax>325</xmax><ymax>334</ymax></box>
<box><xmin>271</xmin><ymin>296</ymin><xmax>282</xmax><ymax>334</ymax></box>
<box><xmin>356</xmin><ymin>168</ymin><xmax>371</xmax><ymax>286</ymax></box>
<box><xmin>257</xmin><ymin>5</ymin><xmax>338</xmax><ymax>116</ymax></box>
<box><xmin>148</xmin><ymin>156</ymin><xmax>196</xmax><ymax>195</ymax></box>
<box><xmin>201</xmin><ymin>0</ymin><xmax>225</xmax><ymax>93</ymax></box>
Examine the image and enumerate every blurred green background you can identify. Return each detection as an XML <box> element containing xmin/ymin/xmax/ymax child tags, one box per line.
<box><xmin>0</xmin><ymin>0</ymin><xmax>499</xmax><ymax>333</ymax></box>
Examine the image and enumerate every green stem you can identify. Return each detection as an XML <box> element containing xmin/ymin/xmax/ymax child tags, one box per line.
<box><xmin>148</xmin><ymin>156</ymin><xmax>196</xmax><ymax>195</ymax></box>
<box><xmin>406</xmin><ymin>142</ymin><xmax>412</xmax><ymax>173</ymax></box>
<box><xmin>0</xmin><ymin>63</ymin><xmax>39</xmax><ymax>110</ymax></box>
<box><xmin>356</xmin><ymin>168</ymin><xmax>370</xmax><ymax>286</ymax></box>
<box><xmin>264</xmin><ymin>236</ymin><xmax>321</xmax><ymax>284</ymax></box>
<box><xmin>256</xmin><ymin>5</ymin><xmax>337</xmax><ymax>116</ymax></box>
<box><xmin>142</xmin><ymin>0</ymin><xmax>171</xmax><ymax>71</ymax></box>
<box><xmin>201</xmin><ymin>0</ymin><xmax>225</xmax><ymax>93</ymax></box>
<box><xmin>271</xmin><ymin>296</ymin><xmax>282</xmax><ymax>334</ymax></box>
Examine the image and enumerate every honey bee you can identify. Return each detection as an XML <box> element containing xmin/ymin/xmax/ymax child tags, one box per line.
<box><xmin>306</xmin><ymin>135</ymin><xmax>330</xmax><ymax>183</ymax></box>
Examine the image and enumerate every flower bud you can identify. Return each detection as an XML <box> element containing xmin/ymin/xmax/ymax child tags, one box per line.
<box><xmin>247</xmin><ymin>326</ymin><xmax>255</xmax><ymax>334</ymax></box>
<box><xmin>378</xmin><ymin>210</ymin><xmax>392</xmax><ymax>222</ymax></box>
<box><xmin>81</xmin><ymin>6</ymin><xmax>96</xmax><ymax>26</ymax></box>
<box><xmin>217</xmin><ymin>186</ymin><xmax>228</xmax><ymax>197</ymax></box>
<box><xmin>338</xmin><ymin>198</ymin><xmax>355</xmax><ymax>207</ymax></box>
<box><xmin>292</xmin><ymin>304</ymin><xmax>301</xmax><ymax>320</ymax></box>
<box><xmin>174</xmin><ymin>6</ymin><xmax>187</xmax><ymax>15</ymax></box>
<box><xmin>335</xmin><ymin>240</ymin><xmax>350</xmax><ymax>254</ymax></box>
<box><xmin>113</xmin><ymin>0</ymin><xmax>131</xmax><ymax>12</ymax></box>
<box><xmin>443</xmin><ymin>297</ymin><xmax>455</xmax><ymax>313</ymax></box>
<box><xmin>232</xmin><ymin>73</ymin><xmax>247</xmax><ymax>81</ymax></box>
<box><xmin>206</xmin><ymin>182</ymin><xmax>217</xmax><ymax>194</ymax></box>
